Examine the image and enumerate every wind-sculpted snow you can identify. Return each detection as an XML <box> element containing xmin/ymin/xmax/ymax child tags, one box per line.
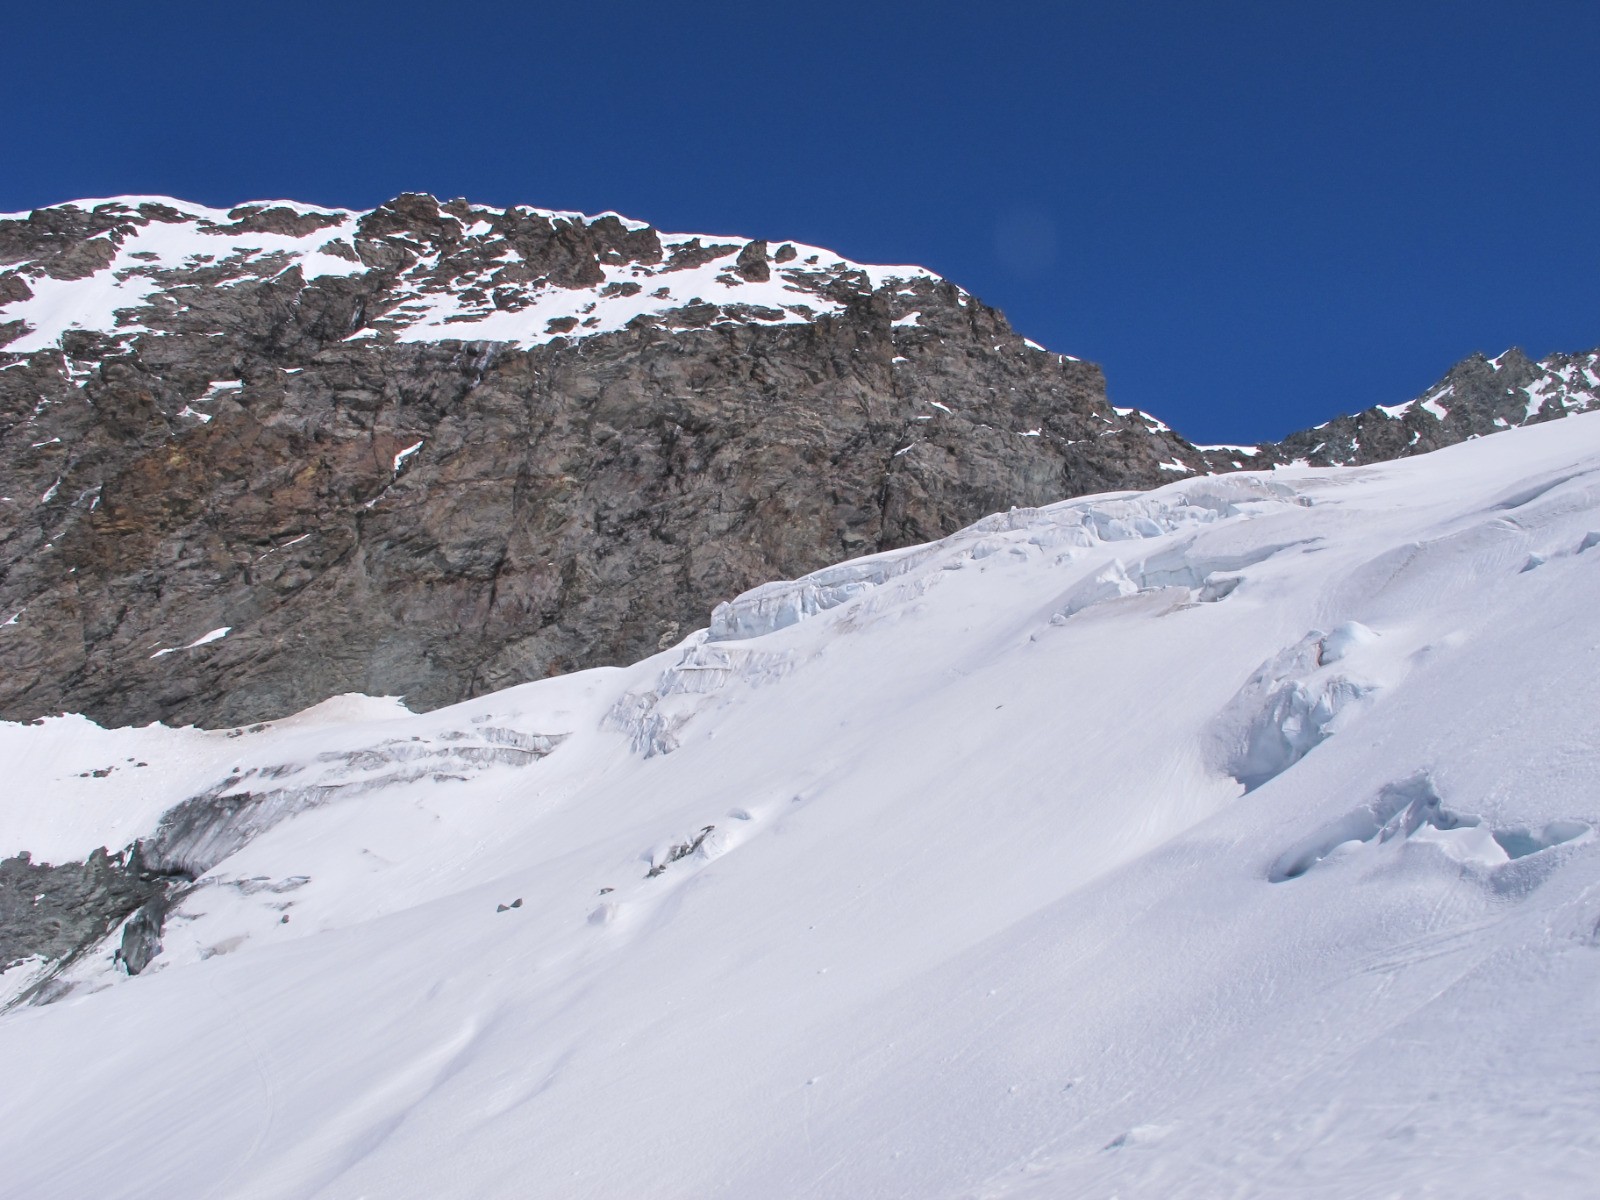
<box><xmin>143</xmin><ymin>723</ymin><xmax>565</xmax><ymax>879</ymax></box>
<box><xmin>708</xmin><ymin>474</ymin><xmax>1306</xmax><ymax>643</ymax></box>
<box><xmin>4</xmin><ymin>416</ymin><xmax>1600</xmax><ymax>1198</ymax></box>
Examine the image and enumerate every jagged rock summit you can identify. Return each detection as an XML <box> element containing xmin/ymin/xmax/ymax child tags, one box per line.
<box><xmin>1</xmin><ymin>193</ymin><xmax>1595</xmax><ymax>728</ymax></box>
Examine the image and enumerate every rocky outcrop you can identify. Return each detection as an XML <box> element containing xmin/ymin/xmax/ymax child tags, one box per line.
<box><xmin>0</xmin><ymin>194</ymin><xmax>1203</xmax><ymax>727</ymax></box>
<box><xmin>0</xmin><ymin>847</ymin><xmax>171</xmax><ymax>981</ymax></box>
<box><xmin>2</xmin><ymin>193</ymin><xmax>1594</xmax><ymax>728</ymax></box>
<box><xmin>114</xmin><ymin>895</ymin><xmax>168</xmax><ymax>977</ymax></box>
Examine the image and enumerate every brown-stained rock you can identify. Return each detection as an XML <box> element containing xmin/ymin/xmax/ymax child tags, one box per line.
<box><xmin>1</xmin><ymin>193</ymin><xmax>1594</xmax><ymax>729</ymax></box>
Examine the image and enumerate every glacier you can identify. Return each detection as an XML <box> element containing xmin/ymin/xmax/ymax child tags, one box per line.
<box><xmin>3</xmin><ymin>412</ymin><xmax>1600</xmax><ymax>1197</ymax></box>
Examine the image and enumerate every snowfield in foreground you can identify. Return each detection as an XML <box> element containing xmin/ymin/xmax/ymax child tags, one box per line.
<box><xmin>4</xmin><ymin>414</ymin><xmax>1600</xmax><ymax>1198</ymax></box>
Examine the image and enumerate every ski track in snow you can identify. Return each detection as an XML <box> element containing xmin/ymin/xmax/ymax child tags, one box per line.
<box><xmin>3</xmin><ymin>414</ymin><xmax>1600</xmax><ymax>1197</ymax></box>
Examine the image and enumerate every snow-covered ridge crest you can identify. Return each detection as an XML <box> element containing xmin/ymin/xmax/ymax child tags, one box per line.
<box><xmin>0</xmin><ymin>192</ymin><xmax>943</xmax><ymax>355</ymax></box>
<box><xmin>0</xmin><ymin>196</ymin><xmax>360</xmax><ymax>223</ymax></box>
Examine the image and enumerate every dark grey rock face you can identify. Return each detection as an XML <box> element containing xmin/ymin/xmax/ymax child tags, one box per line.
<box><xmin>1</xmin><ymin>193</ymin><xmax>1594</xmax><ymax>729</ymax></box>
<box><xmin>0</xmin><ymin>847</ymin><xmax>168</xmax><ymax>976</ymax></box>
<box><xmin>114</xmin><ymin>896</ymin><xmax>168</xmax><ymax>976</ymax></box>
<box><xmin>0</xmin><ymin>194</ymin><xmax>1203</xmax><ymax>728</ymax></box>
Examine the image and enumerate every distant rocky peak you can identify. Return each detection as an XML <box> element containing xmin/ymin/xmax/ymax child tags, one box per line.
<box><xmin>1195</xmin><ymin>345</ymin><xmax>1600</xmax><ymax>472</ymax></box>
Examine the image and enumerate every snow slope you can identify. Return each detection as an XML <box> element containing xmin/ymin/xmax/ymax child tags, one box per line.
<box><xmin>4</xmin><ymin>414</ymin><xmax>1600</xmax><ymax>1198</ymax></box>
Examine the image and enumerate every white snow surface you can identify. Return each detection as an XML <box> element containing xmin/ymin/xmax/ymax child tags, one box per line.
<box><xmin>0</xmin><ymin>196</ymin><xmax>937</xmax><ymax>354</ymax></box>
<box><xmin>5</xmin><ymin>415</ymin><xmax>1600</xmax><ymax>1197</ymax></box>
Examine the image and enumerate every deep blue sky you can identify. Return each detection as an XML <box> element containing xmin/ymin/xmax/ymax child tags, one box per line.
<box><xmin>6</xmin><ymin>1</ymin><xmax>1596</xmax><ymax>442</ymax></box>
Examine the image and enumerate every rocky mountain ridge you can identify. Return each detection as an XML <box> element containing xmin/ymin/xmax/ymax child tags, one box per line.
<box><xmin>1</xmin><ymin>192</ymin><xmax>1594</xmax><ymax>727</ymax></box>
<box><xmin>1200</xmin><ymin>345</ymin><xmax>1599</xmax><ymax>472</ymax></box>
